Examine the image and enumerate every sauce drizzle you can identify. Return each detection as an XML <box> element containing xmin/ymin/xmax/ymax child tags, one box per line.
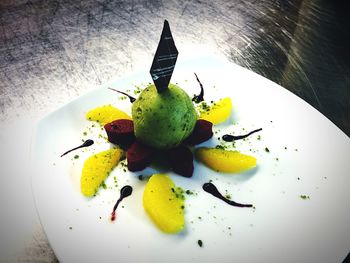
<box><xmin>108</xmin><ymin>88</ymin><xmax>136</xmax><ymax>103</ymax></box>
<box><xmin>222</xmin><ymin>128</ymin><xmax>262</xmax><ymax>142</ymax></box>
<box><xmin>192</xmin><ymin>73</ymin><xmax>204</xmax><ymax>103</ymax></box>
<box><xmin>60</xmin><ymin>139</ymin><xmax>94</xmax><ymax>157</ymax></box>
<box><xmin>202</xmin><ymin>182</ymin><xmax>252</xmax><ymax>208</ymax></box>
<box><xmin>111</xmin><ymin>185</ymin><xmax>133</xmax><ymax>221</ymax></box>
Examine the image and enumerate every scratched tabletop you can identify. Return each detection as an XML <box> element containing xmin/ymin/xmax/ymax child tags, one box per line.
<box><xmin>0</xmin><ymin>0</ymin><xmax>349</xmax><ymax>262</ymax></box>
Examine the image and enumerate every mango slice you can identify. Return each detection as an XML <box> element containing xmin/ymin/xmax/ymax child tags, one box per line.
<box><xmin>81</xmin><ymin>148</ymin><xmax>123</xmax><ymax>197</ymax></box>
<box><xmin>86</xmin><ymin>105</ymin><xmax>132</xmax><ymax>125</ymax></box>
<box><xmin>195</xmin><ymin>147</ymin><xmax>256</xmax><ymax>173</ymax></box>
<box><xmin>143</xmin><ymin>174</ymin><xmax>185</xmax><ymax>234</ymax></box>
<box><xmin>199</xmin><ymin>97</ymin><xmax>232</xmax><ymax>124</ymax></box>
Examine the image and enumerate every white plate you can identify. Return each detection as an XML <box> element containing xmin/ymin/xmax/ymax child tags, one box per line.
<box><xmin>31</xmin><ymin>56</ymin><xmax>350</xmax><ymax>263</ymax></box>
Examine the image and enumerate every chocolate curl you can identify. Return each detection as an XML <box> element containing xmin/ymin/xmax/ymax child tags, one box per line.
<box><xmin>150</xmin><ymin>20</ymin><xmax>178</xmax><ymax>93</ymax></box>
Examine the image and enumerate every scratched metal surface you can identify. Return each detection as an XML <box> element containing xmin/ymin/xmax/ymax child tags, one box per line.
<box><xmin>0</xmin><ymin>0</ymin><xmax>349</xmax><ymax>262</ymax></box>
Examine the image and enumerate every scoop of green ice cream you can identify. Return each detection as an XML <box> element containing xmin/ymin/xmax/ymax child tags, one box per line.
<box><xmin>132</xmin><ymin>84</ymin><xmax>197</xmax><ymax>149</ymax></box>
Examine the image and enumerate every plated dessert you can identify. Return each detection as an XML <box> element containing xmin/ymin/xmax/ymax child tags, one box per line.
<box><xmin>32</xmin><ymin>21</ymin><xmax>350</xmax><ymax>261</ymax></box>
<box><xmin>62</xmin><ymin>20</ymin><xmax>261</xmax><ymax>234</ymax></box>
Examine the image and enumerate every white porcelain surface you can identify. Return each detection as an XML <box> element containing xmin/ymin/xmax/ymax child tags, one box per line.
<box><xmin>32</xmin><ymin>57</ymin><xmax>350</xmax><ymax>263</ymax></box>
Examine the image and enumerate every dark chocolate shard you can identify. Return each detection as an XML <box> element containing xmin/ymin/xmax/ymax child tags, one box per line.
<box><xmin>150</xmin><ymin>20</ymin><xmax>178</xmax><ymax>93</ymax></box>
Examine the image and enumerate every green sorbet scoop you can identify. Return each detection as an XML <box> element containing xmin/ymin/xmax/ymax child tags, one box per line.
<box><xmin>132</xmin><ymin>84</ymin><xmax>197</xmax><ymax>149</ymax></box>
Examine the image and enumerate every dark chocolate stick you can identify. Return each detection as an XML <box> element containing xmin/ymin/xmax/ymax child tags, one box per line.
<box><xmin>150</xmin><ymin>20</ymin><xmax>178</xmax><ymax>93</ymax></box>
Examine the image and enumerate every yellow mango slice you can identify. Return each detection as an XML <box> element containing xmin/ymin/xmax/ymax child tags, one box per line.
<box><xmin>199</xmin><ymin>97</ymin><xmax>232</xmax><ymax>124</ymax></box>
<box><xmin>81</xmin><ymin>148</ymin><xmax>123</xmax><ymax>197</ymax></box>
<box><xmin>86</xmin><ymin>105</ymin><xmax>131</xmax><ymax>125</ymax></box>
<box><xmin>143</xmin><ymin>174</ymin><xmax>185</xmax><ymax>234</ymax></box>
<box><xmin>195</xmin><ymin>147</ymin><xmax>256</xmax><ymax>173</ymax></box>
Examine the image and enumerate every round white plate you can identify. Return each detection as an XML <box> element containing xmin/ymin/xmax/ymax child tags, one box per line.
<box><xmin>31</xmin><ymin>56</ymin><xmax>350</xmax><ymax>263</ymax></box>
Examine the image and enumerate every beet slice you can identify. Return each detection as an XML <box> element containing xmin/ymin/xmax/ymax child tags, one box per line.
<box><xmin>127</xmin><ymin>141</ymin><xmax>154</xmax><ymax>172</ymax></box>
<box><xmin>104</xmin><ymin>119</ymin><xmax>135</xmax><ymax>148</ymax></box>
<box><xmin>184</xmin><ymin>119</ymin><xmax>213</xmax><ymax>146</ymax></box>
<box><xmin>168</xmin><ymin>146</ymin><xmax>194</xmax><ymax>177</ymax></box>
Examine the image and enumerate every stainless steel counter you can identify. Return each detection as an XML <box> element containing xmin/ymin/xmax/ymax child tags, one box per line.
<box><xmin>1</xmin><ymin>0</ymin><xmax>349</xmax><ymax>262</ymax></box>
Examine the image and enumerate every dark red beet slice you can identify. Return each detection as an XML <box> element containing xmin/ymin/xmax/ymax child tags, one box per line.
<box><xmin>184</xmin><ymin>119</ymin><xmax>213</xmax><ymax>146</ymax></box>
<box><xmin>104</xmin><ymin>119</ymin><xmax>135</xmax><ymax>148</ymax></box>
<box><xmin>127</xmin><ymin>141</ymin><xmax>154</xmax><ymax>172</ymax></box>
<box><xmin>168</xmin><ymin>146</ymin><xmax>194</xmax><ymax>177</ymax></box>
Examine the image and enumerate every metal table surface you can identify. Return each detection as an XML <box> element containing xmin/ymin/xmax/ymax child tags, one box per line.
<box><xmin>0</xmin><ymin>0</ymin><xmax>349</xmax><ymax>262</ymax></box>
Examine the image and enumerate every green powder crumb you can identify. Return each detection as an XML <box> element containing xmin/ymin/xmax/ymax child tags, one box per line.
<box><xmin>300</xmin><ymin>195</ymin><xmax>310</xmax><ymax>200</ymax></box>
<box><xmin>197</xmin><ymin>240</ymin><xmax>203</xmax><ymax>247</ymax></box>
<box><xmin>215</xmin><ymin>145</ymin><xmax>226</xmax><ymax>150</ymax></box>
<box><xmin>74</xmin><ymin>155</ymin><xmax>79</xmax><ymax>159</ymax></box>
<box><xmin>185</xmin><ymin>190</ymin><xmax>194</xmax><ymax>195</ymax></box>
<box><xmin>265</xmin><ymin>147</ymin><xmax>270</xmax><ymax>153</ymax></box>
<box><xmin>171</xmin><ymin>187</ymin><xmax>186</xmax><ymax>200</ymax></box>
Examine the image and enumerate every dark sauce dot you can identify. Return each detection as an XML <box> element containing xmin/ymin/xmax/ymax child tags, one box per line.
<box><xmin>61</xmin><ymin>139</ymin><xmax>94</xmax><ymax>157</ymax></box>
<box><xmin>222</xmin><ymin>128</ymin><xmax>262</xmax><ymax>142</ymax></box>
<box><xmin>108</xmin><ymin>88</ymin><xmax>136</xmax><ymax>103</ymax></box>
<box><xmin>192</xmin><ymin>73</ymin><xmax>204</xmax><ymax>103</ymax></box>
<box><xmin>111</xmin><ymin>185</ymin><xmax>133</xmax><ymax>221</ymax></box>
<box><xmin>202</xmin><ymin>182</ymin><xmax>252</xmax><ymax>208</ymax></box>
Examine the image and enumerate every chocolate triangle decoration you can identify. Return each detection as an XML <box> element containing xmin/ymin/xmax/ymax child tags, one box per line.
<box><xmin>150</xmin><ymin>20</ymin><xmax>178</xmax><ymax>93</ymax></box>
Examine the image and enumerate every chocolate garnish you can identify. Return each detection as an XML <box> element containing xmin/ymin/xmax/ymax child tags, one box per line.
<box><xmin>150</xmin><ymin>20</ymin><xmax>178</xmax><ymax>93</ymax></box>
<box><xmin>222</xmin><ymin>128</ymin><xmax>263</xmax><ymax>142</ymax></box>
<box><xmin>192</xmin><ymin>73</ymin><xmax>204</xmax><ymax>103</ymax></box>
<box><xmin>108</xmin><ymin>88</ymin><xmax>136</xmax><ymax>103</ymax></box>
<box><xmin>111</xmin><ymin>185</ymin><xmax>133</xmax><ymax>221</ymax></box>
<box><xmin>203</xmin><ymin>182</ymin><xmax>252</xmax><ymax>208</ymax></box>
<box><xmin>60</xmin><ymin>139</ymin><xmax>94</xmax><ymax>157</ymax></box>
